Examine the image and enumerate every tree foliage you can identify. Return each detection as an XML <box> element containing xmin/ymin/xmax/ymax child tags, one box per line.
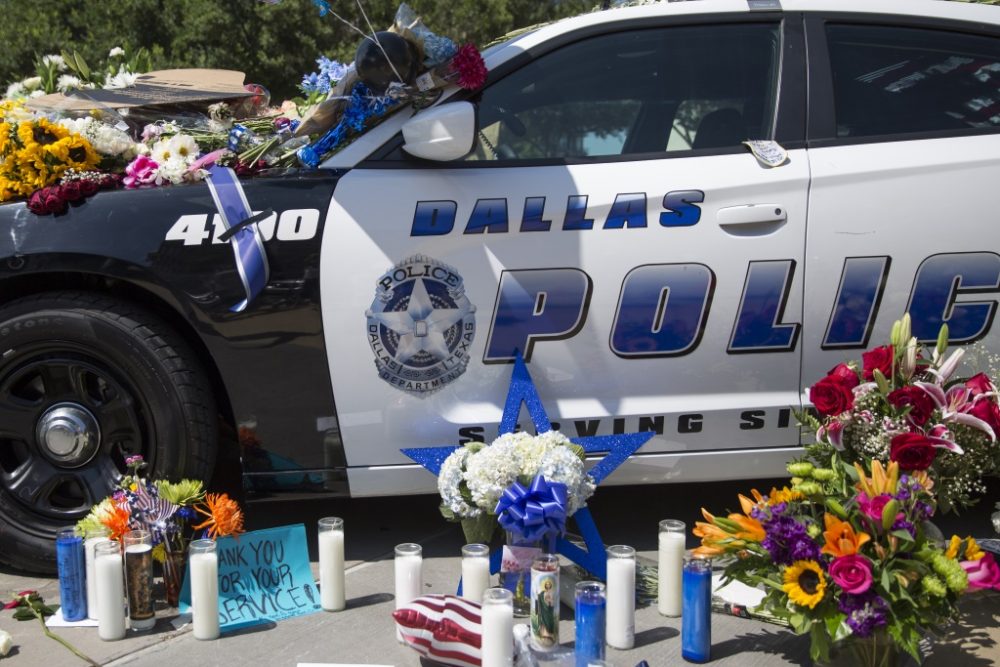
<box><xmin>0</xmin><ymin>0</ymin><xmax>590</xmax><ymax>100</ymax></box>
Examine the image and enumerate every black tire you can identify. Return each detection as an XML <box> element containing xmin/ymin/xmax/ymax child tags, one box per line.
<box><xmin>0</xmin><ymin>291</ymin><xmax>217</xmax><ymax>573</ymax></box>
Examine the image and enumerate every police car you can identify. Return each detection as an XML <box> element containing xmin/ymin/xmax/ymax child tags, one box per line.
<box><xmin>2</xmin><ymin>0</ymin><xmax>999</xmax><ymax>571</ymax></box>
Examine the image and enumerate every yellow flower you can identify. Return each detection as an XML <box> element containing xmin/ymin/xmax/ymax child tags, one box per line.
<box><xmin>783</xmin><ymin>560</ymin><xmax>827</xmax><ymax>609</ymax></box>
<box><xmin>854</xmin><ymin>459</ymin><xmax>899</xmax><ymax>497</ymax></box>
<box><xmin>945</xmin><ymin>535</ymin><xmax>985</xmax><ymax>561</ymax></box>
<box><xmin>767</xmin><ymin>486</ymin><xmax>804</xmax><ymax>505</ymax></box>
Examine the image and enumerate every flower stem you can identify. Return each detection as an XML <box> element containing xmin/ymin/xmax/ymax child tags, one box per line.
<box><xmin>33</xmin><ymin>607</ymin><xmax>99</xmax><ymax>666</ymax></box>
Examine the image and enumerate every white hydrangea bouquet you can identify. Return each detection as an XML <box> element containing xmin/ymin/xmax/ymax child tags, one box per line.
<box><xmin>438</xmin><ymin>430</ymin><xmax>596</xmax><ymax>545</ymax></box>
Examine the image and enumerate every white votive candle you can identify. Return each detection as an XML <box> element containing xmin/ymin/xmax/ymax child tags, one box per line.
<box><xmin>85</xmin><ymin>529</ymin><xmax>110</xmax><ymax>621</ymax></box>
<box><xmin>461</xmin><ymin>544</ymin><xmax>491</xmax><ymax>603</ymax></box>
<box><xmin>189</xmin><ymin>539</ymin><xmax>219</xmax><ymax>640</ymax></box>
<box><xmin>395</xmin><ymin>543</ymin><xmax>423</xmax><ymax>643</ymax></box>
<box><xmin>318</xmin><ymin>517</ymin><xmax>346</xmax><ymax>611</ymax></box>
<box><xmin>658</xmin><ymin>519</ymin><xmax>686</xmax><ymax>617</ymax></box>
<box><xmin>481</xmin><ymin>587</ymin><xmax>514</xmax><ymax>667</ymax></box>
<box><xmin>94</xmin><ymin>541</ymin><xmax>126</xmax><ymax>641</ymax></box>
<box><xmin>606</xmin><ymin>545</ymin><xmax>636</xmax><ymax>649</ymax></box>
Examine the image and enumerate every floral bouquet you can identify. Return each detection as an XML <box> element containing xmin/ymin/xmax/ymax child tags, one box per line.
<box><xmin>804</xmin><ymin>315</ymin><xmax>1000</xmax><ymax>512</ymax></box>
<box><xmin>76</xmin><ymin>455</ymin><xmax>244</xmax><ymax>606</ymax></box>
<box><xmin>438</xmin><ymin>430</ymin><xmax>595</xmax><ymax>546</ymax></box>
<box><xmin>695</xmin><ymin>457</ymin><xmax>983</xmax><ymax>663</ymax></box>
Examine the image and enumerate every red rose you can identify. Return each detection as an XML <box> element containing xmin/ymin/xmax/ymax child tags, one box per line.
<box><xmin>810</xmin><ymin>376</ymin><xmax>855</xmax><ymax>416</ymax></box>
<box><xmin>890</xmin><ymin>432</ymin><xmax>937</xmax><ymax>471</ymax></box>
<box><xmin>862</xmin><ymin>345</ymin><xmax>894</xmax><ymax>381</ymax></box>
<box><xmin>887</xmin><ymin>385</ymin><xmax>936</xmax><ymax>426</ymax></box>
<box><xmin>827</xmin><ymin>363</ymin><xmax>860</xmax><ymax>389</ymax></box>
<box><xmin>79</xmin><ymin>179</ymin><xmax>100</xmax><ymax>197</ymax></box>
<box><xmin>27</xmin><ymin>186</ymin><xmax>67</xmax><ymax>215</ymax></box>
<box><xmin>966</xmin><ymin>372</ymin><xmax>996</xmax><ymax>396</ymax></box>
<box><xmin>965</xmin><ymin>398</ymin><xmax>1000</xmax><ymax>439</ymax></box>
<box><xmin>27</xmin><ymin>188</ymin><xmax>51</xmax><ymax>215</ymax></box>
<box><xmin>60</xmin><ymin>180</ymin><xmax>84</xmax><ymax>202</ymax></box>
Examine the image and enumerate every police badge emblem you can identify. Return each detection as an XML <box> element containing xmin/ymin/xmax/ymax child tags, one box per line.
<box><xmin>366</xmin><ymin>255</ymin><xmax>477</xmax><ymax>396</ymax></box>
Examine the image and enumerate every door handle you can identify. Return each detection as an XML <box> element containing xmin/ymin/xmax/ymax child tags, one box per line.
<box><xmin>717</xmin><ymin>204</ymin><xmax>787</xmax><ymax>236</ymax></box>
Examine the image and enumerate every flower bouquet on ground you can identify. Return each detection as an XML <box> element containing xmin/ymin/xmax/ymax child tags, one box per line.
<box><xmin>76</xmin><ymin>455</ymin><xmax>244</xmax><ymax>607</ymax></box>
<box><xmin>804</xmin><ymin>315</ymin><xmax>1000</xmax><ymax>512</ymax></box>
<box><xmin>438</xmin><ymin>429</ymin><xmax>595</xmax><ymax>613</ymax></box>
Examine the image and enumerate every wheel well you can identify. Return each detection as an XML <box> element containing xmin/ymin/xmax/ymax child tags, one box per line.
<box><xmin>0</xmin><ymin>272</ymin><xmax>240</xmax><ymax>487</ymax></box>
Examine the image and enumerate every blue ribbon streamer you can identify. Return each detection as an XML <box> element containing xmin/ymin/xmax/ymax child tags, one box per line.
<box><xmin>297</xmin><ymin>82</ymin><xmax>399</xmax><ymax>168</ymax></box>
<box><xmin>205</xmin><ymin>165</ymin><xmax>270</xmax><ymax>312</ymax></box>
<box><xmin>495</xmin><ymin>474</ymin><xmax>568</xmax><ymax>543</ymax></box>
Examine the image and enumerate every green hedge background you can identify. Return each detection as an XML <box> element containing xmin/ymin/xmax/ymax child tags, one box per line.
<box><xmin>0</xmin><ymin>0</ymin><xmax>591</xmax><ymax>101</ymax></box>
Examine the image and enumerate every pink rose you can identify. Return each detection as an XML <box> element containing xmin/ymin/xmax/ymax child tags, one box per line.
<box><xmin>962</xmin><ymin>552</ymin><xmax>1000</xmax><ymax>591</ymax></box>
<box><xmin>829</xmin><ymin>554</ymin><xmax>873</xmax><ymax>594</ymax></box>
<box><xmin>858</xmin><ymin>493</ymin><xmax>893</xmax><ymax>522</ymax></box>
<box><xmin>124</xmin><ymin>155</ymin><xmax>159</xmax><ymax>189</ymax></box>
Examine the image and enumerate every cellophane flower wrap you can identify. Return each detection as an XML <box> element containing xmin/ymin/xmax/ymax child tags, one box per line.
<box><xmin>803</xmin><ymin>314</ymin><xmax>1000</xmax><ymax>512</ymax></box>
<box><xmin>438</xmin><ymin>430</ymin><xmax>595</xmax><ymax>543</ymax></box>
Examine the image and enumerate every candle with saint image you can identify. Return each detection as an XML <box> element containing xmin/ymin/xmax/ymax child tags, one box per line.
<box><xmin>84</xmin><ymin>527</ymin><xmax>110</xmax><ymax>621</ymax></box>
<box><xmin>56</xmin><ymin>527</ymin><xmax>87</xmax><ymax>622</ymax></box>
<box><xmin>123</xmin><ymin>529</ymin><xmax>155</xmax><ymax>631</ymax></box>
<box><xmin>394</xmin><ymin>543</ymin><xmax>422</xmax><ymax>643</ymax></box>
<box><xmin>658</xmin><ymin>519</ymin><xmax>686</xmax><ymax>617</ymax></box>
<box><xmin>529</xmin><ymin>553</ymin><xmax>560</xmax><ymax>652</ymax></box>
<box><xmin>461</xmin><ymin>543</ymin><xmax>490</xmax><ymax>603</ymax></box>
<box><xmin>318</xmin><ymin>517</ymin><xmax>345</xmax><ymax>611</ymax></box>
<box><xmin>94</xmin><ymin>540</ymin><xmax>126</xmax><ymax>640</ymax></box>
<box><xmin>481</xmin><ymin>587</ymin><xmax>514</xmax><ymax>667</ymax></box>
<box><xmin>190</xmin><ymin>539</ymin><xmax>220</xmax><ymax>640</ymax></box>
<box><xmin>606</xmin><ymin>545</ymin><xmax>635</xmax><ymax>649</ymax></box>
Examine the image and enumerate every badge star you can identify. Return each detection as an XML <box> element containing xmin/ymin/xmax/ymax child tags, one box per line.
<box><xmin>401</xmin><ymin>352</ymin><xmax>654</xmax><ymax>579</ymax></box>
<box><xmin>368</xmin><ymin>278</ymin><xmax>468</xmax><ymax>363</ymax></box>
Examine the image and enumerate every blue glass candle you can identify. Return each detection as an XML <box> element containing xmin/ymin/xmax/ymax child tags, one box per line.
<box><xmin>56</xmin><ymin>527</ymin><xmax>87</xmax><ymax>621</ymax></box>
<box><xmin>574</xmin><ymin>581</ymin><xmax>606</xmax><ymax>667</ymax></box>
<box><xmin>682</xmin><ymin>554</ymin><xmax>712</xmax><ymax>663</ymax></box>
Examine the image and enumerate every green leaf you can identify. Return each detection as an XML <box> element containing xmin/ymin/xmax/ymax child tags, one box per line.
<box><xmin>567</xmin><ymin>443</ymin><xmax>586</xmax><ymax>461</ymax></box>
<box><xmin>881</xmin><ymin>499</ymin><xmax>900</xmax><ymax>531</ymax></box>
<box><xmin>809</xmin><ymin>623</ymin><xmax>831</xmax><ymax>663</ymax></box>
<box><xmin>439</xmin><ymin>504</ymin><xmax>457</xmax><ymax>522</ymax></box>
<box><xmin>936</xmin><ymin>323</ymin><xmax>949</xmax><ymax>357</ymax></box>
<box><xmin>825</xmin><ymin>498</ymin><xmax>848</xmax><ymax>520</ymax></box>
<box><xmin>873</xmin><ymin>368</ymin><xmax>890</xmax><ymax>394</ymax></box>
<box><xmin>12</xmin><ymin>608</ymin><xmax>34</xmax><ymax>621</ymax></box>
<box><xmin>881</xmin><ymin>566</ymin><xmax>892</xmax><ymax>592</ymax></box>
<box><xmin>73</xmin><ymin>51</ymin><xmax>91</xmax><ymax>80</ymax></box>
<box><xmin>890</xmin><ymin>529</ymin><xmax>915</xmax><ymax>543</ymax></box>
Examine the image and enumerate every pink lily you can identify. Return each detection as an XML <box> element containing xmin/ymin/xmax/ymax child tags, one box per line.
<box><xmin>925</xmin><ymin>424</ymin><xmax>964</xmax><ymax>453</ymax></box>
<box><xmin>916</xmin><ymin>381</ymin><xmax>996</xmax><ymax>441</ymax></box>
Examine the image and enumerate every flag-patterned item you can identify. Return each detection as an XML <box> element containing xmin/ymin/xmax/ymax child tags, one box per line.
<box><xmin>392</xmin><ymin>594</ymin><xmax>483</xmax><ymax>667</ymax></box>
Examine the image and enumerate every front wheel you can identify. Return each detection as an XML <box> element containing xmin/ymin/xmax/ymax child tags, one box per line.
<box><xmin>0</xmin><ymin>291</ymin><xmax>217</xmax><ymax>573</ymax></box>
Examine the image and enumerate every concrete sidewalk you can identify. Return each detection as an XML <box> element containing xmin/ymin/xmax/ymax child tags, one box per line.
<box><xmin>0</xmin><ymin>485</ymin><xmax>997</xmax><ymax>666</ymax></box>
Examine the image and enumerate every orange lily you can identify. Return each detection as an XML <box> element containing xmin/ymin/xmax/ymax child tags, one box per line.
<box><xmin>854</xmin><ymin>459</ymin><xmax>899</xmax><ymax>497</ymax></box>
<box><xmin>694</xmin><ymin>498</ymin><xmax>766</xmax><ymax>556</ymax></box>
<box><xmin>821</xmin><ymin>513</ymin><xmax>871</xmax><ymax>558</ymax></box>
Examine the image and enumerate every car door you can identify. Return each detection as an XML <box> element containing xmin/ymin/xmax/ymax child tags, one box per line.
<box><xmin>321</xmin><ymin>13</ymin><xmax>811</xmax><ymax>494</ymax></box>
<box><xmin>803</xmin><ymin>14</ymin><xmax>1000</xmax><ymax>390</ymax></box>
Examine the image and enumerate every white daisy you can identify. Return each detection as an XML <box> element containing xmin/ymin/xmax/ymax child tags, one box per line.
<box><xmin>167</xmin><ymin>133</ymin><xmax>200</xmax><ymax>164</ymax></box>
<box><xmin>56</xmin><ymin>74</ymin><xmax>82</xmax><ymax>92</ymax></box>
<box><xmin>150</xmin><ymin>138</ymin><xmax>174</xmax><ymax>164</ymax></box>
<box><xmin>42</xmin><ymin>54</ymin><xmax>66</xmax><ymax>70</ymax></box>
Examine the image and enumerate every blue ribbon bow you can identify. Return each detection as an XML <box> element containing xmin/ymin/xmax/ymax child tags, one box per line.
<box><xmin>495</xmin><ymin>474</ymin><xmax>568</xmax><ymax>543</ymax></box>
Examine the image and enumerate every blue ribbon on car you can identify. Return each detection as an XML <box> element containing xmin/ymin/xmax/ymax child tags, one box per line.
<box><xmin>204</xmin><ymin>165</ymin><xmax>270</xmax><ymax>313</ymax></box>
<box><xmin>495</xmin><ymin>474</ymin><xmax>568</xmax><ymax>543</ymax></box>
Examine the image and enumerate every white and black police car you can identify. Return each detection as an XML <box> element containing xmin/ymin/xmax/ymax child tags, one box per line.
<box><xmin>1</xmin><ymin>0</ymin><xmax>999</xmax><ymax>570</ymax></box>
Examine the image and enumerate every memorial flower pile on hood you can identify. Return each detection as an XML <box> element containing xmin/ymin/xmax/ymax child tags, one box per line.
<box><xmin>805</xmin><ymin>314</ymin><xmax>1000</xmax><ymax>512</ymax></box>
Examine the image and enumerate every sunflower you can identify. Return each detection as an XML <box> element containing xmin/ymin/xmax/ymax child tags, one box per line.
<box><xmin>193</xmin><ymin>492</ymin><xmax>245</xmax><ymax>539</ymax></box>
<box><xmin>783</xmin><ymin>560</ymin><xmax>826</xmax><ymax>609</ymax></box>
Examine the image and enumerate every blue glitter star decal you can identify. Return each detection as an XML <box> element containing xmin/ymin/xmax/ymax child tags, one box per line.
<box><xmin>401</xmin><ymin>352</ymin><xmax>654</xmax><ymax>579</ymax></box>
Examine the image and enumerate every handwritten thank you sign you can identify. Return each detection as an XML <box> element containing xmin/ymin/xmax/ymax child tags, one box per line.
<box><xmin>180</xmin><ymin>524</ymin><xmax>320</xmax><ymax>631</ymax></box>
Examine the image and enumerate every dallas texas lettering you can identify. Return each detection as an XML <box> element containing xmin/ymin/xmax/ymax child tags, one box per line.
<box><xmin>216</xmin><ymin>536</ymin><xmax>318</xmax><ymax>624</ymax></box>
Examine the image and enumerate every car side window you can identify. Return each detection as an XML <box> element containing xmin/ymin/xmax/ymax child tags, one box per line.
<box><xmin>826</xmin><ymin>24</ymin><xmax>1000</xmax><ymax>139</ymax></box>
<box><xmin>465</xmin><ymin>23</ymin><xmax>781</xmax><ymax>162</ymax></box>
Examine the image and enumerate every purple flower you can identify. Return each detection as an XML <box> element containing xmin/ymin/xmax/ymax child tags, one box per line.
<box><xmin>762</xmin><ymin>511</ymin><xmax>820</xmax><ymax>565</ymax></box>
<box><xmin>892</xmin><ymin>517</ymin><xmax>915</xmax><ymax>537</ymax></box>
<box><xmin>838</xmin><ymin>592</ymin><xmax>889</xmax><ymax>637</ymax></box>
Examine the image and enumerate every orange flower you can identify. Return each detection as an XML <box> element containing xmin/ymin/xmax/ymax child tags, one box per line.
<box><xmin>694</xmin><ymin>500</ymin><xmax>766</xmax><ymax>556</ymax></box>
<box><xmin>821</xmin><ymin>513</ymin><xmax>871</xmax><ymax>558</ymax></box>
<box><xmin>100</xmin><ymin>501</ymin><xmax>131</xmax><ymax>542</ymax></box>
<box><xmin>193</xmin><ymin>493</ymin><xmax>245</xmax><ymax>539</ymax></box>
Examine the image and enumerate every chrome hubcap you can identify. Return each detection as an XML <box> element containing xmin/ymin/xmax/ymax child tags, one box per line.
<box><xmin>36</xmin><ymin>403</ymin><xmax>101</xmax><ymax>468</ymax></box>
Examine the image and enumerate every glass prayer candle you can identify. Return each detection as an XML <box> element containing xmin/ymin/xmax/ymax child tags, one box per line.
<box><xmin>94</xmin><ymin>540</ymin><xmax>126</xmax><ymax>640</ymax></box>
<box><xmin>394</xmin><ymin>543</ymin><xmax>423</xmax><ymax>643</ymax></box>
<box><xmin>84</xmin><ymin>526</ymin><xmax>110</xmax><ymax>621</ymax></box>
<box><xmin>605</xmin><ymin>545</ymin><xmax>635</xmax><ymax>649</ymax></box>
<box><xmin>461</xmin><ymin>543</ymin><xmax>491</xmax><ymax>603</ymax></box>
<box><xmin>318</xmin><ymin>517</ymin><xmax>346</xmax><ymax>611</ymax></box>
<box><xmin>123</xmin><ymin>529</ymin><xmax>155</xmax><ymax>631</ymax></box>
<box><xmin>658</xmin><ymin>519</ymin><xmax>686</xmax><ymax>617</ymax></box>
<box><xmin>189</xmin><ymin>539</ymin><xmax>220</xmax><ymax>640</ymax></box>
<box><xmin>56</xmin><ymin>527</ymin><xmax>87</xmax><ymax>622</ymax></box>
<box><xmin>481</xmin><ymin>587</ymin><xmax>514</xmax><ymax>667</ymax></box>
<box><xmin>574</xmin><ymin>581</ymin><xmax>606</xmax><ymax>667</ymax></box>
<box><xmin>682</xmin><ymin>553</ymin><xmax>712</xmax><ymax>663</ymax></box>
<box><xmin>529</xmin><ymin>554</ymin><xmax>560</xmax><ymax>652</ymax></box>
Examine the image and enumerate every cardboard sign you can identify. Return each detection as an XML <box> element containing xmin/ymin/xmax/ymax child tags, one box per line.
<box><xmin>179</xmin><ymin>524</ymin><xmax>321</xmax><ymax>631</ymax></box>
<box><xmin>27</xmin><ymin>69</ymin><xmax>251</xmax><ymax>112</ymax></box>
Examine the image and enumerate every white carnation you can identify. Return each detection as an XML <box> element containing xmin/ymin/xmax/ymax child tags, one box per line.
<box><xmin>157</xmin><ymin>157</ymin><xmax>190</xmax><ymax>185</ymax></box>
<box><xmin>5</xmin><ymin>81</ymin><xmax>25</xmax><ymax>99</ymax></box>
<box><xmin>21</xmin><ymin>76</ymin><xmax>42</xmax><ymax>90</ymax></box>
<box><xmin>108</xmin><ymin>46</ymin><xmax>126</xmax><ymax>58</ymax></box>
<box><xmin>56</xmin><ymin>74</ymin><xmax>82</xmax><ymax>92</ymax></box>
<box><xmin>42</xmin><ymin>54</ymin><xmax>66</xmax><ymax>69</ymax></box>
<box><xmin>104</xmin><ymin>68</ymin><xmax>138</xmax><ymax>90</ymax></box>
<box><xmin>438</xmin><ymin>447</ymin><xmax>478</xmax><ymax>518</ymax></box>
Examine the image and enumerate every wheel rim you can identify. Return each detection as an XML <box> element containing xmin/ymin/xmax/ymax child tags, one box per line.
<box><xmin>0</xmin><ymin>347</ymin><xmax>152</xmax><ymax>522</ymax></box>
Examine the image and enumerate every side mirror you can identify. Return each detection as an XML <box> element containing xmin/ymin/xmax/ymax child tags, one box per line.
<box><xmin>401</xmin><ymin>102</ymin><xmax>476</xmax><ymax>161</ymax></box>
